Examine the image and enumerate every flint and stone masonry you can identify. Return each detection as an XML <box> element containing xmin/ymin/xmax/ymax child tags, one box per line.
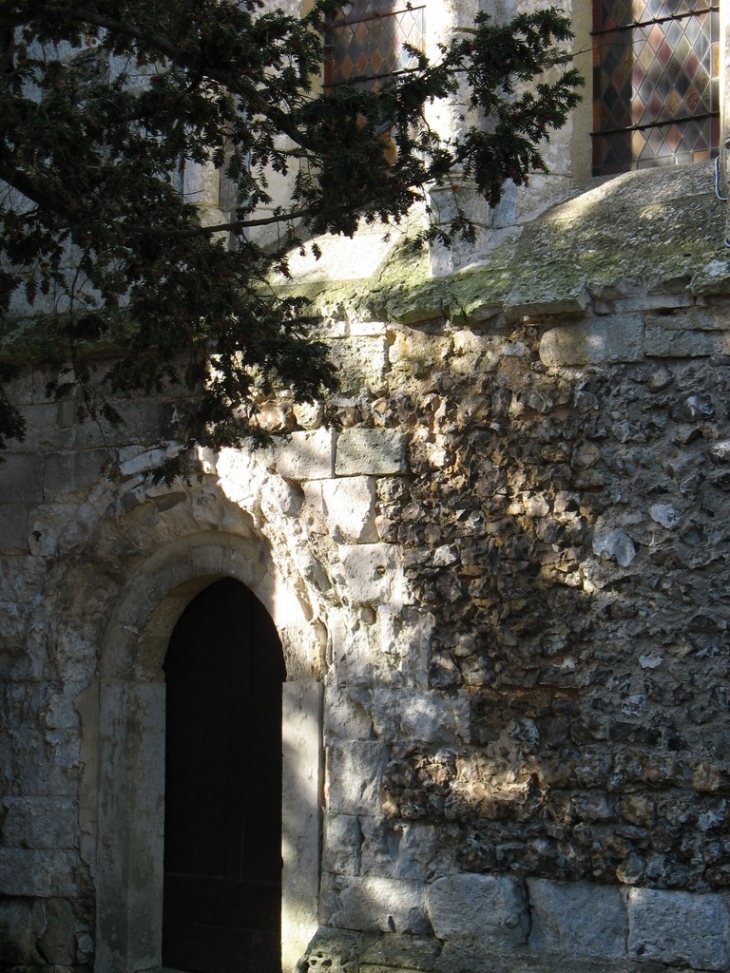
<box><xmin>3</xmin><ymin>162</ymin><xmax>730</xmax><ymax>973</ymax></box>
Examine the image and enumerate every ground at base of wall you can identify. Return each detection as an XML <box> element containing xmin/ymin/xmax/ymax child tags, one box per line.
<box><xmin>3</xmin><ymin>968</ymin><xmax>87</xmax><ymax>973</ymax></box>
<box><xmin>302</xmin><ymin>930</ymin><xmax>703</xmax><ymax>973</ymax></box>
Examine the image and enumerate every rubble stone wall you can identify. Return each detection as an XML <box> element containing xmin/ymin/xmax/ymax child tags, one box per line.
<box><xmin>314</xmin><ymin>307</ymin><xmax>730</xmax><ymax>973</ymax></box>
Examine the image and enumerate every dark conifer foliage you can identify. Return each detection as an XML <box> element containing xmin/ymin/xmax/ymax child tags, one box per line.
<box><xmin>0</xmin><ymin>0</ymin><xmax>581</xmax><ymax>462</ymax></box>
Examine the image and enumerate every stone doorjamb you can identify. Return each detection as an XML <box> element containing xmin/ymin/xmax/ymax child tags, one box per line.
<box><xmin>94</xmin><ymin>531</ymin><xmax>323</xmax><ymax>973</ymax></box>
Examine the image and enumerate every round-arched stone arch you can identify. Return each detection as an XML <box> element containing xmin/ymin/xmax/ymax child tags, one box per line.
<box><xmin>93</xmin><ymin>530</ymin><xmax>323</xmax><ymax>973</ymax></box>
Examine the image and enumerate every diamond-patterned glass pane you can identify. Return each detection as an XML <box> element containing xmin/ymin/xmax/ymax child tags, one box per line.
<box><xmin>325</xmin><ymin>0</ymin><xmax>426</xmax><ymax>90</ymax></box>
<box><xmin>594</xmin><ymin>0</ymin><xmax>713</xmax><ymax>31</ymax></box>
<box><xmin>592</xmin><ymin>0</ymin><xmax>718</xmax><ymax>175</ymax></box>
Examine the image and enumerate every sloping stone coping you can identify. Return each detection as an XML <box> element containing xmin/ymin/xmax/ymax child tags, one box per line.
<box><xmin>2</xmin><ymin>162</ymin><xmax>729</xmax><ymax>366</ymax></box>
<box><xmin>276</xmin><ymin>162</ymin><xmax>730</xmax><ymax>328</ymax></box>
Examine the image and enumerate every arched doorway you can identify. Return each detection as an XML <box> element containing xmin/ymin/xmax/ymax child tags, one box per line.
<box><xmin>162</xmin><ymin>577</ymin><xmax>286</xmax><ymax>973</ymax></box>
<box><xmin>95</xmin><ymin>531</ymin><xmax>324</xmax><ymax>973</ymax></box>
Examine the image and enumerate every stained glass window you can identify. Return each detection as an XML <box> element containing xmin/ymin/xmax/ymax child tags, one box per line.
<box><xmin>324</xmin><ymin>0</ymin><xmax>426</xmax><ymax>92</ymax></box>
<box><xmin>592</xmin><ymin>0</ymin><xmax>719</xmax><ymax>175</ymax></box>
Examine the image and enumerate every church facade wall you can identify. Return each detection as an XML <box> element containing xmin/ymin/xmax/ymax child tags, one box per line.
<box><xmin>2</xmin><ymin>164</ymin><xmax>730</xmax><ymax>972</ymax></box>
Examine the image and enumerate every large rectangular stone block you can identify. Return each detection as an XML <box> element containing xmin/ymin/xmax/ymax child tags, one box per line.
<box><xmin>0</xmin><ymin>504</ymin><xmax>30</xmax><ymax>553</ymax></box>
<box><xmin>337</xmin><ymin>544</ymin><xmax>401</xmax><ymax>606</ymax></box>
<box><xmin>644</xmin><ymin>323</ymin><xmax>729</xmax><ymax>358</ymax></box>
<box><xmin>13</xmin><ymin>402</ymin><xmax>73</xmax><ymax>451</ymax></box>
<box><xmin>0</xmin><ymin>453</ymin><xmax>43</xmax><ymax>503</ymax></box>
<box><xmin>327</xmin><ymin>741</ymin><xmax>388</xmax><ymax>815</ymax></box>
<box><xmin>330</xmin><ymin>875</ymin><xmax>427</xmax><ymax>935</ymax></box>
<box><xmin>2</xmin><ymin>365</ymin><xmax>55</xmax><ymax>406</ymax></box>
<box><xmin>527</xmin><ymin>878</ymin><xmax>628</xmax><ymax>958</ymax></box>
<box><xmin>282</xmin><ymin>680</ymin><xmax>323</xmax><ymax>973</ymax></box>
<box><xmin>274</xmin><ymin>429</ymin><xmax>335</xmax><ymax>480</ymax></box>
<box><xmin>628</xmin><ymin>888</ymin><xmax>730</xmax><ymax>971</ymax></box>
<box><xmin>2</xmin><ymin>797</ymin><xmax>78</xmax><ymax>849</ymax></box>
<box><xmin>349</xmin><ymin>319</ymin><xmax>387</xmax><ymax>337</ymax></box>
<box><xmin>43</xmin><ymin>449</ymin><xmax>109</xmax><ymax>502</ymax></box>
<box><xmin>540</xmin><ymin>316</ymin><xmax>644</xmax><ymax>366</ymax></box>
<box><xmin>335</xmin><ymin>429</ymin><xmax>407</xmax><ymax>476</ymax></box>
<box><xmin>304</xmin><ymin>476</ymin><xmax>379</xmax><ymax>544</ymax></box>
<box><xmin>72</xmin><ymin>397</ymin><xmax>162</xmax><ymax>448</ymax></box>
<box><xmin>361</xmin><ymin>933</ymin><xmax>441</xmax><ymax>971</ymax></box>
<box><xmin>0</xmin><ymin>848</ymin><xmax>78</xmax><ymax>896</ymax></box>
<box><xmin>358</xmin><ymin>818</ymin><xmax>439</xmax><ymax>882</ymax></box>
<box><xmin>11</xmin><ymin>728</ymin><xmax>81</xmax><ymax>796</ymax></box>
<box><xmin>322</xmin><ymin>813</ymin><xmax>363</xmax><ymax>876</ymax></box>
<box><xmin>370</xmin><ymin>688</ymin><xmax>469</xmax><ymax>746</ymax></box>
<box><xmin>0</xmin><ymin>898</ymin><xmax>46</xmax><ymax>965</ymax></box>
<box><xmin>426</xmin><ymin>874</ymin><xmax>529</xmax><ymax>945</ymax></box>
<box><xmin>328</xmin><ymin>336</ymin><xmax>388</xmax><ymax>395</ymax></box>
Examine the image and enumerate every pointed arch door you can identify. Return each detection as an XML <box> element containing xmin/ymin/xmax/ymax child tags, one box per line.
<box><xmin>162</xmin><ymin>577</ymin><xmax>285</xmax><ymax>973</ymax></box>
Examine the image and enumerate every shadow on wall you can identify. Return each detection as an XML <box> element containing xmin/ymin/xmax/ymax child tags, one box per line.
<box><xmin>303</xmin><ymin>313</ymin><xmax>730</xmax><ymax>973</ymax></box>
<box><xmin>367</xmin><ymin>322</ymin><xmax>730</xmax><ymax>894</ymax></box>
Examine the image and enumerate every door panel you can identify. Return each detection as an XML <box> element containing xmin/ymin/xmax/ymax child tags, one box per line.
<box><xmin>162</xmin><ymin>578</ymin><xmax>285</xmax><ymax>973</ymax></box>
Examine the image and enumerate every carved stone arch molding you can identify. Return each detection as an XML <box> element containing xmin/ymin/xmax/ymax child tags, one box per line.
<box><xmin>94</xmin><ymin>530</ymin><xmax>323</xmax><ymax>973</ymax></box>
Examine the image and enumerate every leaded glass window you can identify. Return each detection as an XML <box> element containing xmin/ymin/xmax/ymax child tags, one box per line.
<box><xmin>324</xmin><ymin>0</ymin><xmax>426</xmax><ymax>92</ymax></box>
<box><xmin>592</xmin><ymin>0</ymin><xmax>719</xmax><ymax>175</ymax></box>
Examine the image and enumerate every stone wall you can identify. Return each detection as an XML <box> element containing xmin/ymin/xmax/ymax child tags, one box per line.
<box><xmin>376</xmin><ymin>321</ymin><xmax>730</xmax><ymax>894</ymax></box>
<box><xmin>2</xmin><ymin>164</ymin><xmax>730</xmax><ymax>973</ymax></box>
<box><xmin>313</xmin><ymin>317</ymin><xmax>730</xmax><ymax>970</ymax></box>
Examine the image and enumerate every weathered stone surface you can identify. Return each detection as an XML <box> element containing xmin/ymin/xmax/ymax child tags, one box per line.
<box><xmin>371</xmin><ymin>688</ymin><xmax>469</xmax><ymax>746</ymax></box>
<box><xmin>426</xmin><ymin>875</ymin><xmax>529</xmax><ymax>945</ymax></box>
<box><xmin>628</xmin><ymin>888</ymin><xmax>730</xmax><ymax>970</ymax></box>
<box><xmin>649</xmin><ymin>502</ymin><xmax>680</xmax><ymax>528</ymax></box>
<box><xmin>0</xmin><ymin>452</ymin><xmax>43</xmax><ymax>502</ymax></box>
<box><xmin>540</xmin><ymin>316</ymin><xmax>644</xmax><ymax>367</ymax></box>
<box><xmin>304</xmin><ymin>926</ymin><xmax>373</xmax><ymax>973</ymax></box>
<box><xmin>0</xmin><ymin>502</ymin><xmax>30</xmax><ymax>551</ymax></box>
<box><xmin>9</xmin><ymin>729</ymin><xmax>82</xmax><ymax>796</ymax></box>
<box><xmin>358</xmin><ymin>818</ymin><xmax>441</xmax><ymax>882</ymax></box>
<box><xmin>42</xmin><ymin>450</ymin><xmax>110</xmax><ymax>502</ymax></box>
<box><xmin>644</xmin><ymin>322</ymin><xmax>730</xmax><ymax>358</ymax></box>
<box><xmin>330</xmin><ymin>876</ymin><xmax>428</xmax><ymax>934</ymax></box>
<box><xmin>592</xmin><ymin>523</ymin><xmax>637</xmax><ymax>566</ymax></box>
<box><xmin>304</xmin><ymin>476</ymin><xmax>380</xmax><ymax>543</ymax></box>
<box><xmin>282</xmin><ymin>680</ymin><xmax>323</xmax><ymax>972</ymax></box>
<box><xmin>2</xmin><ymin>797</ymin><xmax>78</xmax><ymax>849</ymax></box>
<box><xmin>0</xmin><ymin>897</ymin><xmax>45</xmax><ymax>965</ymax></box>
<box><xmin>329</xmin><ymin>336</ymin><xmax>389</xmax><ymax>395</ymax></box>
<box><xmin>528</xmin><ymin>879</ymin><xmax>628</xmax><ymax>957</ymax></box>
<box><xmin>361</xmin><ymin>933</ymin><xmax>441</xmax><ymax>971</ymax></box>
<box><xmin>335</xmin><ymin>429</ymin><xmax>408</xmax><ymax>476</ymax></box>
<box><xmin>323</xmin><ymin>814</ymin><xmax>364</xmax><ymax>876</ymax></box>
<box><xmin>328</xmin><ymin>742</ymin><xmax>390</xmax><ymax>815</ymax></box>
<box><xmin>37</xmin><ymin>898</ymin><xmax>77</xmax><ymax>966</ymax></box>
<box><xmin>304</xmin><ymin>928</ymin><xmax>696</xmax><ymax>973</ymax></box>
<box><xmin>337</xmin><ymin>544</ymin><xmax>401</xmax><ymax>606</ymax></box>
<box><xmin>272</xmin><ymin>227</ymin><xmax>398</xmax><ymax>285</ymax></box>
<box><xmin>0</xmin><ymin>848</ymin><xmax>78</xmax><ymax>896</ymax></box>
<box><xmin>273</xmin><ymin>429</ymin><xmax>335</xmax><ymax>479</ymax></box>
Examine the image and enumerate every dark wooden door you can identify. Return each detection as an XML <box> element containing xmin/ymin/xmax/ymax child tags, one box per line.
<box><xmin>162</xmin><ymin>578</ymin><xmax>285</xmax><ymax>973</ymax></box>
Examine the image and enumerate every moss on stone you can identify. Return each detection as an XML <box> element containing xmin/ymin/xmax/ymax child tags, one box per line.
<box><xmin>0</xmin><ymin>310</ymin><xmax>136</xmax><ymax>364</ymax></box>
<box><xmin>2</xmin><ymin>161</ymin><xmax>728</xmax><ymax>362</ymax></box>
<box><xmin>279</xmin><ymin>162</ymin><xmax>729</xmax><ymax>327</ymax></box>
